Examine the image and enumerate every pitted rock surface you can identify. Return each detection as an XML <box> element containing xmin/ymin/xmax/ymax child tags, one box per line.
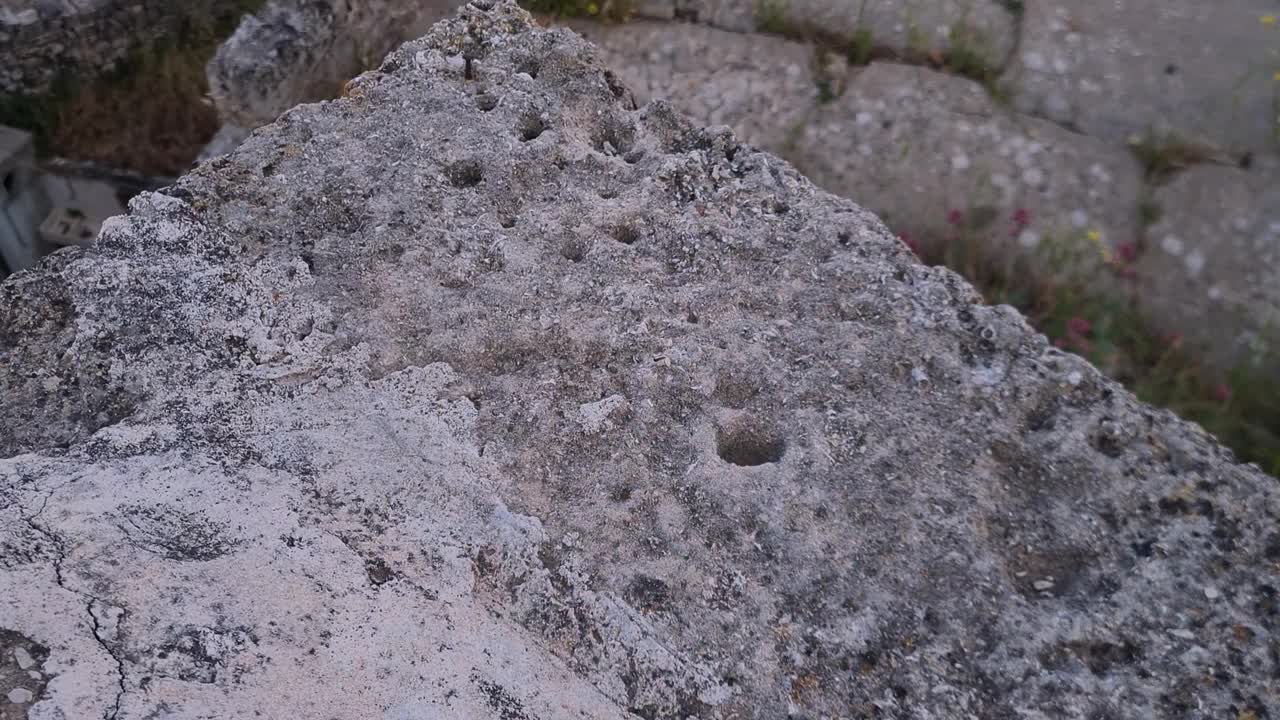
<box><xmin>1</xmin><ymin>3</ymin><xmax>1278</xmax><ymax>718</ymax></box>
<box><xmin>561</xmin><ymin>19</ymin><xmax>824</xmax><ymax>151</ymax></box>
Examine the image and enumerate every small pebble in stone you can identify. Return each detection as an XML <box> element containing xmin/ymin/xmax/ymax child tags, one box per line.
<box><xmin>1033</xmin><ymin>579</ymin><xmax>1054</xmax><ymax>591</ymax></box>
<box><xmin>1169</xmin><ymin>628</ymin><xmax>1196</xmax><ymax>640</ymax></box>
<box><xmin>7</xmin><ymin>688</ymin><xmax>33</xmax><ymax>704</ymax></box>
<box><xmin>1066</xmin><ymin>371</ymin><xmax>1083</xmax><ymax>386</ymax></box>
<box><xmin>1204</xmin><ymin>586</ymin><xmax>1220</xmax><ymax>600</ymax></box>
<box><xmin>13</xmin><ymin>646</ymin><xmax>34</xmax><ymax>669</ymax></box>
<box><xmin>1184</xmin><ymin>248</ymin><xmax>1205</xmax><ymax>276</ymax></box>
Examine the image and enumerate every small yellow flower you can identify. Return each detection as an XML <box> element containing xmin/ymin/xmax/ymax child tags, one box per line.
<box><xmin>1100</xmin><ymin>246</ymin><xmax>1113</xmax><ymax>263</ymax></box>
<box><xmin>1087</xmin><ymin>229</ymin><xmax>1102</xmax><ymax>243</ymax></box>
<box><xmin>1263</xmin><ymin>14</ymin><xmax>1277</xmax><ymax>25</ymax></box>
<box><xmin>1274</xmin><ymin>70</ymin><xmax>1280</xmax><ymax>81</ymax></box>
<box><xmin>587</xmin><ymin>1</ymin><xmax>599</xmax><ymax>13</ymax></box>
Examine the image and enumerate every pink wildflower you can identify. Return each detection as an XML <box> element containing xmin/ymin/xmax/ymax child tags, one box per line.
<box><xmin>947</xmin><ymin>209</ymin><xmax>965</xmax><ymax>227</ymax></box>
<box><xmin>1214</xmin><ymin>383</ymin><xmax>1232</xmax><ymax>403</ymax></box>
<box><xmin>1118</xmin><ymin>242</ymin><xmax>1139</xmax><ymax>263</ymax></box>
<box><xmin>1068</xmin><ymin>316</ymin><xmax>1091</xmax><ymax>336</ymax></box>
<box><xmin>898</xmin><ymin>232</ymin><xmax>921</xmax><ymax>256</ymax></box>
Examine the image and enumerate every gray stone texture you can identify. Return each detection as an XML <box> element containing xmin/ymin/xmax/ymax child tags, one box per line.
<box><xmin>667</xmin><ymin>0</ymin><xmax>1017</xmax><ymax>61</ymax></box>
<box><xmin>0</xmin><ymin>0</ymin><xmax>255</xmax><ymax>95</ymax></box>
<box><xmin>791</xmin><ymin>62</ymin><xmax>1143</xmax><ymax>263</ymax></box>
<box><xmin>2</xmin><ymin>3</ymin><xmax>1278</xmax><ymax>718</ymax></box>
<box><xmin>560</xmin><ymin>18</ymin><xmax>823</xmax><ymax>150</ymax></box>
<box><xmin>1006</xmin><ymin>0</ymin><xmax>1280</xmax><ymax>153</ymax></box>
<box><xmin>207</xmin><ymin>0</ymin><xmax>467</xmax><ymax>127</ymax></box>
<box><xmin>1136</xmin><ymin>158</ymin><xmax>1280</xmax><ymax>367</ymax></box>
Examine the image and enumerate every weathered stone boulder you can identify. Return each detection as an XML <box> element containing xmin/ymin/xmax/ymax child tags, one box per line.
<box><xmin>792</xmin><ymin>62</ymin><xmax>1143</xmax><ymax>261</ymax></box>
<box><xmin>562</xmin><ymin>19</ymin><xmax>825</xmax><ymax>151</ymax></box>
<box><xmin>1135</xmin><ymin>157</ymin><xmax>1280</xmax><ymax>368</ymax></box>
<box><xmin>2</xmin><ymin>3</ymin><xmax>1278</xmax><ymax>718</ymax></box>
<box><xmin>640</xmin><ymin>0</ymin><xmax>1018</xmax><ymax>62</ymax></box>
<box><xmin>206</xmin><ymin>0</ymin><xmax>464</xmax><ymax>127</ymax></box>
<box><xmin>0</xmin><ymin>0</ymin><xmax>253</xmax><ymax>96</ymax></box>
<box><xmin>1005</xmin><ymin>0</ymin><xmax>1279</xmax><ymax>153</ymax></box>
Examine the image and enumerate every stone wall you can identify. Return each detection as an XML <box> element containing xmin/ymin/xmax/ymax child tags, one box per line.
<box><xmin>0</xmin><ymin>0</ymin><xmax>257</xmax><ymax>96</ymax></box>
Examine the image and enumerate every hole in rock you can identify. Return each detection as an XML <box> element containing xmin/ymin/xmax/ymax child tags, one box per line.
<box><xmin>447</xmin><ymin>159</ymin><xmax>483</xmax><ymax>188</ymax></box>
<box><xmin>516</xmin><ymin>57</ymin><xmax>541</xmax><ymax>79</ymax></box>
<box><xmin>475</xmin><ymin>94</ymin><xmax>499</xmax><ymax>111</ymax></box>
<box><xmin>611</xmin><ymin>223</ymin><xmax>640</xmax><ymax>245</ymax></box>
<box><xmin>560</xmin><ymin>236</ymin><xmax>591</xmax><ymax>262</ymax></box>
<box><xmin>716</xmin><ymin>421</ymin><xmax>786</xmax><ymax>466</ymax></box>
<box><xmin>519</xmin><ymin>112</ymin><xmax>546</xmax><ymax>141</ymax></box>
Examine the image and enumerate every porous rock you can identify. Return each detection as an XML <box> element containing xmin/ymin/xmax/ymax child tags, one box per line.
<box><xmin>559</xmin><ymin>18</ymin><xmax>824</xmax><ymax>151</ymax></box>
<box><xmin>1</xmin><ymin>3</ymin><xmax>1278</xmax><ymax>718</ymax></box>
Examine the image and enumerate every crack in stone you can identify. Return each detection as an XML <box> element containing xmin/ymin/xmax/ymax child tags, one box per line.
<box><xmin>22</xmin><ymin>492</ymin><xmax>128</xmax><ymax>720</ymax></box>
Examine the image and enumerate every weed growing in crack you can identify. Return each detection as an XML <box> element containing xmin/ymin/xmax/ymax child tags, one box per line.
<box><xmin>943</xmin><ymin>24</ymin><xmax>1007</xmax><ymax>102</ymax></box>
<box><xmin>1127</xmin><ymin>131</ymin><xmax>1221</xmax><ymax>184</ymax></box>
<box><xmin>755</xmin><ymin>0</ymin><xmax>789</xmax><ymax>34</ymax></box>
<box><xmin>520</xmin><ymin>0</ymin><xmax>635</xmax><ymax>21</ymax></box>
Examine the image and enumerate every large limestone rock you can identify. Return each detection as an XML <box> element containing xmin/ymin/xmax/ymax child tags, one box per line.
<box><xmin>1135</xmin><ymin>158</ymin><xmax>1280</xmax><ymax>368</ymax></box>
<box><xmin>206</xmin><ymin>0</ymin><xmax>466</xmax><ymax>127</ymax></box>
<box><xmin>1005</xmin><ymin>0</ymin><xmax>1280</xmax><ymax>153</ymax></box>
<box><xmin>645</xmin><ymin>0</ymin><xmax>1018</xmax><ymax>62</ymax></box>
<box><xmin>2</xmin><ymin>3</ymin><xmax>1278</xmax><ymax>718</ymax></box>
<box><xmin>560</xmin><ymin>19</ymin><xmax>824</xmax><ymax>151</ymax></box>
<box><xmin>791</xmin><ymin>62</ymin><xmax>1143</xmax><ymax>261</ymax></box>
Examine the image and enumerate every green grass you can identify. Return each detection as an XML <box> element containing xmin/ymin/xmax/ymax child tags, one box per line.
<box><xmin>520</xmin><ymin>0</ymin><xmax>635</xmax><ymax>21</ymax></box>
<box><xmin>0</xmin><ymin>2</ymin><xmax>262</xmax><ymax>176</ymax></box>
<box><xmin>942</xmin><ymin>24</ymin><xmax>1007</xmax><ymax>102</ymax></box>
<box><xmin>755</xmin><ymin>0</ymin><xmax>790</xmax><ymax>34</ymax></box>
<box><xmin>901</xmin><ymin>209</ymin><xmax>1280</xmax><ymax>476</ymax></box>
<box><xmin>1128</xmin><ymin>131</ymin><xmax>1220</xmax><ymax>184</ymax></box>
